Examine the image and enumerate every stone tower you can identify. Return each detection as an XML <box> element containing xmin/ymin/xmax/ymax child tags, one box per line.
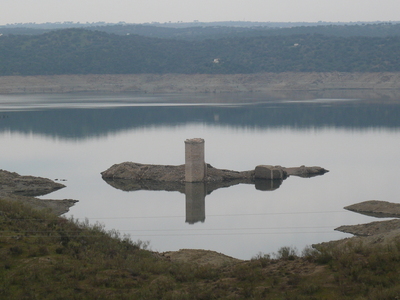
<box><xmin>185</xmin><ymin>138</ymin><xmax>206</xmax><ymax>182</ymax></box>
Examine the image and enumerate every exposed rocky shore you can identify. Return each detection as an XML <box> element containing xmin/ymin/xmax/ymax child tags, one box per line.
<box><xmin>336</xmin><ymin>219</ymin><xmax>400</xmax><ymax>237</ymax></box>
<box><xmin>334</xmin><ymin>200</ymin><xmax>400</xmax><ymax>237</ymax></box>
<box><xmin>313</xmin><ymin>200</ymin><xmax>400</xmax><ymax>251</ymax></box>
<box><xmin>0</xmin><ymin>169</ymin><xmax>78</xmax><ymax>216</ymax></box>
<box><xmin>0</xmin><ymin>169</ymin><xmax>65</xmax><ymax>197</ymax></box>
<box><xmin>1</xmin><ymin>72</ymin><xmax>400</xmax><ymax>95</ymax></box>
<box><xmin>343</xmin><ymin>200</ymin><xmax>400</xmax><ymax>218</ymax></box>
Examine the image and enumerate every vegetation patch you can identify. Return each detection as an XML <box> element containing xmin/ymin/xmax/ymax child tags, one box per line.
<box><xmin>2</xmin><ymin>198</ymin><xmax>400</xmax><ymax>299</ymax></box>
<box><xmin>2</xmin><ymin>28</ymin><xmax>400</xmax><ymax>76</ymax></box>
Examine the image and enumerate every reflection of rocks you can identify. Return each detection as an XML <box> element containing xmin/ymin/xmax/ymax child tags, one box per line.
<box><xmin>103</xmin><ymin>178</ymin><xmax>186</xmax><ymax>193</ymax></box>
<box><xmin>0</xmin><ymin>169</ymin><xmax>78</xmax><ymax>216</ymax></box>
<box><xmin>102</xmin><ymin>177</ymin><xmax>254</xmax><ymax>194</ymax></box>
<box><xmin>255</xmin><ymin>179</ymin><xmax>283</xmax><ymax>191</ymax></box>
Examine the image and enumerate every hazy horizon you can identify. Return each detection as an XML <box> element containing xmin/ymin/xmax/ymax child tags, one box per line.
<box><xmin>1</xmin><ymin>0</ymin><xmax>399</xmax><ymax>26</ymax></box>
<box><xmin>1</xmin><ymin>20</ymin><xmax>399</xmax><ymax>27</ymax></box>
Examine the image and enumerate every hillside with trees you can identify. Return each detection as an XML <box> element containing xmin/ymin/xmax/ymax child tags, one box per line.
<box><xmin>87</xmin><ymin>22</ymin><xmax>400</xmax><ymax>40</ymax></box>
<box><xmin>2</xmin><ymin>21</ymin><xmax>400</xmax><ymax>39</ymax></box>
<box><xmin>1</xmin><ymin>28</ymin><xmax>400</xmax><ymax>75</ymax></box>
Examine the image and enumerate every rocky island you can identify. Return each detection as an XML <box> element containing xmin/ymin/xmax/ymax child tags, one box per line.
<box><xmin>101</xmin><ymin>162</ymin><xmax>328</xmax><ymax>193</ymax></box>
<box><xmin>101</xmin><ymin>138</ymin><xmax>328</xmax><ymax>195</ymax></box>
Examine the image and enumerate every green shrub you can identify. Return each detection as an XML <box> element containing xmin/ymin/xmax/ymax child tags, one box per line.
<box><xmin>275</xmin><ymin>246</ymin><xmax>298</xmax><ymax>260</ymax></box>
<box><xmin>251</xmin><ymin>252</ymin><xmax>271</xmax><ymax>267</ymax></box>
<box><xmin>9</xmin><ymin>246</ymin><xmax>23</xmax><ymax>256</ymax></box>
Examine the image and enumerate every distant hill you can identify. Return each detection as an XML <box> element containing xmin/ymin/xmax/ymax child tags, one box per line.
<box><xmin>85</xmin><ymin>23</ymin><xmax>400</xmax><ymax>40</ymax></box>
<box><xmin>2</xmin><ymin>21</ymin><xmax>400</xmax><ymax>40</ymax></box>
<box><xmin>1</xmin><ymin>28</ymin><xmax>400</xmax><ymax>75</ymax></box>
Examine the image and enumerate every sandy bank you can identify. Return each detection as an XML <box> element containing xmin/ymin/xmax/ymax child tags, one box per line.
<box><xmin>2</xmin><ymin>72</ymin><xmax>400</xmax><ymax>95</ymax></box>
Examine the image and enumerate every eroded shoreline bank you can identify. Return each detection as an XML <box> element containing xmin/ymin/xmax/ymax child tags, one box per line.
<box><xmin>2</xmin><ymin>72</ymin><xmax>400</xmax><ymax>96</ymax></box>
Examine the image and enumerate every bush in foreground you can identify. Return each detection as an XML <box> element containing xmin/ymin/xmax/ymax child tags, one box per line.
<box><xmin>2</xmin><ymin>198</ymin><xmax>400</xmax><ymax>299</ymax></box>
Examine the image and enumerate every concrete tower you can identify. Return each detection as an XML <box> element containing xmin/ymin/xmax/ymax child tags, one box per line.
<box><xmin>185</xmin><ymin>138</ymin><xmax>206</xmax><ymax>182</ymax></box>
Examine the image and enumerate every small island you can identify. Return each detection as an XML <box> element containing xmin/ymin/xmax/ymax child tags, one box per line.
<box><xmin>101</xmin><ymin>162</ymin><xmax>328</xmax><ymax>193</ymax></box>
<box><xmin>101</xmin><ymin>138</ymin><xmax>328</xmax><ymax>196</ymax></box>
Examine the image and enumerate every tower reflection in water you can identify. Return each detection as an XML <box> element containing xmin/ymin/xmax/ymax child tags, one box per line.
<box><xmin>102</xmin><ymin>177</ymin><xmax>285</xmax><ymax>225</ymax></box>
<box><xmin>184</xmin><ymin>180</ymin><xmax>282</xmax><ymax>224</ymax></box>
<box><xmin>185</xmin><ymin>182</ymin><xmax>206</xmax><ymax>224</ymax></box>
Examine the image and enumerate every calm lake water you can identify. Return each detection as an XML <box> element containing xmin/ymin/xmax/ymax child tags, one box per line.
<box><xmin>1</xmin><ymin>92</ymin><xmax>400</xmax><ymax>260</ymax></box>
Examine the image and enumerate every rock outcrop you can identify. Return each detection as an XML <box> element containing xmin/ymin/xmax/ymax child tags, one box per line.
<box><xmin>336</xmin><ymin>219</ymin><xmax>400</xmax><ymax>237</ymax></box>
<box><xmin>101</xmin><ymin>162</ymin><xmax>328</xmax><ymax>182</ymax></box>
<box><xmin>255</xmin><ymin>165</ymin><xmax>287</xmax><ymax>180</ymax></box>
<box><xmin>284</xmin><ymin>165</ymin><xmax>330</xmax><ymax>178</ymax></box>
<box><xmin>343</xmin><ymin>200</ymin><xmax>400</xmax><ymax>218</ymax></box>
<box><xmin>0</xmin><ymin>169</ymin><xmax>65</xmax><ymax>197</ymax></box>
<box><xmin>101</xmin><ymin>162</ymin><xmax>257</xmax><ymax>182</ymax></box>
<box><xmin>335</xmin><ymin>200</ymin><xmax>400</xmax><ymax>237</ymax></box>
<box><xmin>0</xmin><ymin>169</ymin><xmax>78</xmax><ymax>216</ymax></box>
<box><xmin>314</xmin><ymin>201</ymin><xmax>400</xmax><ymax>251</ymax></box>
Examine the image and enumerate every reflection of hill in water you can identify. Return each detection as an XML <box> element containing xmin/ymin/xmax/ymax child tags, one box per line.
<box><xmin>1</xmin><ymin>102</ymin><xmax>400</xmax><ymax>139</ymax></box>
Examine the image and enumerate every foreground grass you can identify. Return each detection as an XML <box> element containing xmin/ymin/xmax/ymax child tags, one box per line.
<box><xmin>1</xmin><ymin>198</ymin><xmax>400</xmax><ymax>299</ymax></box>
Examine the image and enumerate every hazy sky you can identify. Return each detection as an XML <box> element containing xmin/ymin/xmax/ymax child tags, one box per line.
<box><xmin>1</xmin><ymin>0</ymin><xmax>399</xmax><ymax>25</ymax></box>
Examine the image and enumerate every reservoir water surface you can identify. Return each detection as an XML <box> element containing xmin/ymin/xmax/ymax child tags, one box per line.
<box><xmin>1</xmin><ymin>92</ymin><xmax>399</xmax><ymax>259</ymax></box>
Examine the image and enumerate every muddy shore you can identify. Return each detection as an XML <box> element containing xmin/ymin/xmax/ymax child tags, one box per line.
<box><xmin>1</xmin><ymin>72</ymin><xmax>400</xmax><ymax>96</ymax></box>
